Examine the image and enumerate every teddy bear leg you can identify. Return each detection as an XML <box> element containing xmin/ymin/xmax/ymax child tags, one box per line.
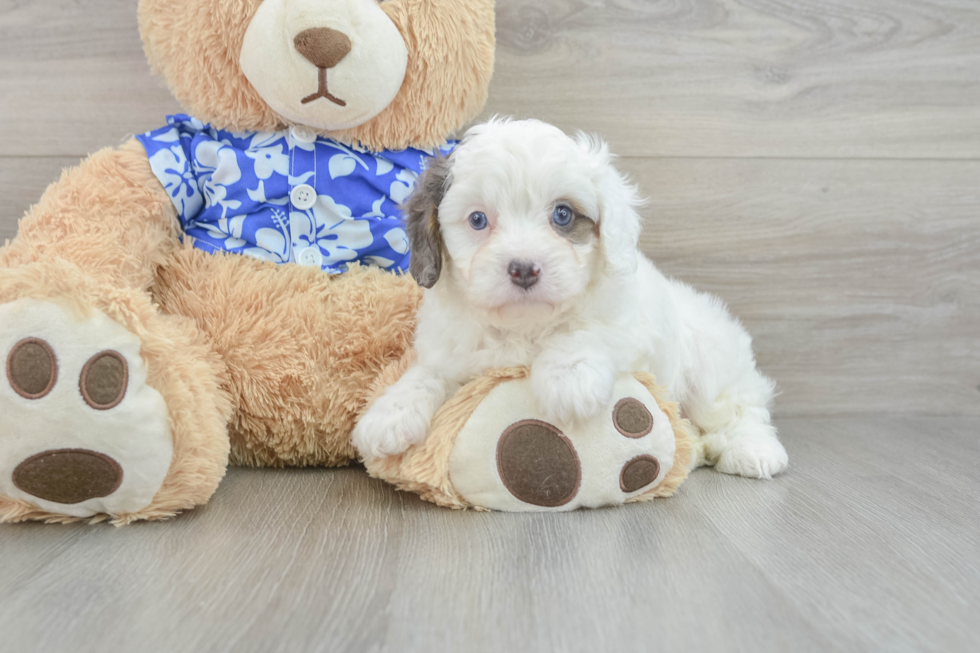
<box><xmin>443</xmin><ymin>373</ymin><xmax>693</xmax><ymax>511</ymax></box>
<box><xmin>365</xmin><ymin>369</ymin><xmax>695</xmax><ymax>511</ymax></box>
<box><xmin>0</xmin><ymin>263</ymin><xmax>232</xmax><ymax>524</ymax></box>
<box><xmin>0</xmin><ymin>138</ymin><xmax>179</xmax><ymax>290</ymax></box>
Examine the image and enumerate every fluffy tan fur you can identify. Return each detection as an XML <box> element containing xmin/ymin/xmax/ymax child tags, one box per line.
<box><xmin>362</xmin><ymin>364</ymin><xmax>694</xmax><ymax>510</ymax></box>
<box><xmin>155</xmin><ymin>254</ymin><xmax>422</xmax><ymax>468</ymax></box>
<box><xmin>0</xmin><ymin>140</ymin><xmax>179</xmax><ymax>288</ymax></box>
<box><xmin>138</xmin><ymin>0</ymin><xmax>495</xmax><ymax>150</ymax></box>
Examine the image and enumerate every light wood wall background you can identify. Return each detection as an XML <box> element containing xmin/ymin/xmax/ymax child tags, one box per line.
<box><xmin>1</xmin><ymin>0</ymin><xmax>977</xmax><ymax>417</ymax></box>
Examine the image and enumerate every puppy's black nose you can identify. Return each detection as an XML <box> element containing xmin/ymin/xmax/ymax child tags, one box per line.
<box><xmin>508</xmin><ymin>260</ymin><xmax>540</xmax><ymax>289</ymax></box>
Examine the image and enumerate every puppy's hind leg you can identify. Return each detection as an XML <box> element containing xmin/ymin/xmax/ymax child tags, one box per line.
<box><xmin>687</xmin><ymin>367</ymin><xmax>788</xmax><ymax>479</ymax></box>
<box><xmin>672</xmin><ymin>282</ymin><xmax>788</xmax><ymax>479</ymax></box>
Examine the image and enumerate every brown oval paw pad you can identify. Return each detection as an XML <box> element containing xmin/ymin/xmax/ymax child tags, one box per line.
<box><xmin>496</xmin><ymin>420</ymin><xmax>581</xmax><ymax>508</ymax></box>
<box><xmin>80</xmin><ymin>351</ymin><xmax>128</xmax><ymax>410</ymax></box>
<box><xmin>613</xmin><ymin>398</ymin><xmax>653</xmax><ymax>438</ymax></box>
<box><xmin>620</xmin><ymin>455</ymin><xmax>661</xmax><ymax>493</ymax></box>
<box><xmin>6</xmin><ymin>337</ymin><xmax>58</xmax><ymax>400</ymax></box>
<box><xmin>13</xmin><ymin>449</ymin><xmax>123</xmax><ymax>505</ymax></box>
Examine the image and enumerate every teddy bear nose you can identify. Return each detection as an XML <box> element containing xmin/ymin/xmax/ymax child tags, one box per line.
<box><xmin>293</xmin><ymin>27</ymin><xmax>352</xmax><ymax>69</ymax></box>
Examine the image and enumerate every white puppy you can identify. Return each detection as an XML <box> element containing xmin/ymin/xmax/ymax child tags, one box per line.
<box><xmin>352</xmin><ymin>118</ymin><xmax>788</xmax><ymax>478</ymax></box>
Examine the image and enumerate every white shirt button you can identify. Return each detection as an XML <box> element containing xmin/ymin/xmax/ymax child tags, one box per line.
<box><xmin>298</xmin><ymin>247</ymin><xmax>323</xmax><ymax>268</ymax></box>
<box><xmin>290</xmin><ymin>126</ymin><xmax>318</xmax><ymax>144</ymax></box>
<box><xmin>290</xmin><ymin>184</ymin><xmax>317</xmax><ymax>210</ymax></box>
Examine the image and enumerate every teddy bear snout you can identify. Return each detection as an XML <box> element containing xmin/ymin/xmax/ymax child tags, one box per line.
<box><xmin>293</xmin><ymin>27</ymin><xmax>352</xmax><ymax>70</ymax></box>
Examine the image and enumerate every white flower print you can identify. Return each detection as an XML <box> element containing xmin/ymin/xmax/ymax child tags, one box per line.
<box><xmin>389</xmin><ymin>168</ymin><xmax>419</xmax><ymax>204</ymax></box>
<box><xmin>196</xmin><ymin>218</ymin><xmax>247</xmax><ymax>251</ymax></box>
<box><xmin>248</xmin><ymin>132</ymin><xmax>283</xmax><ymax>149</ymax></box>
<box><xmin>319</xmin><ymin>194</ymin><xmax>354</xmax><ymax>223</ymax></box>
<box><xmin>246</xmin><ymin>180</ymin><xmax>288</xmax><ymax>205</ymax></box>
<box><xmin>201</xmin><ymin>181</ymin><xmax>242</xmax><ymax>219</ymax></box>
<box><xmin>147</xmin><ymin>145</ymin><xmax>202</xmax><ymax>218</ymax></box>
<box><xmin>196</xmin><ymin>140</ymin><xmax>242</xmax><ymax>218</ymax></box>
<box><xmin>322</xmin><ymin>141</ymin><xmax>370</xmax><ymax>179</ymax></box>
<box><xmin>384</xmin><ymin>228</ymin><xmax>410</xmax><ymax>255</ymax></box>
<box><xmin>245</xmin><ymin>228</ymin><xmax>290</xmax><ymax>263</ymax></box>
<box><xmin>374</xmin><ymin>155</ymin><xmax>394</xmax><ymax>176</ymax></box>
<box><xmin>364</xmin><ymin>197</ymin><xmax>386</xmax><ymax>218</ymax></box>
<box><xmin>245</xmin><ymin>144</ymin><xmax>290</xmax><ymax>180</ymax></box>
<box><xmin>151</xmin><ymin>129</ymin><xmax>179</xmax><ymax>144</ymax></box>
<box><xmin>289</xmin><ymin>193</ymin><xmax>373</xmax><ymax>266</ymax></box>
<box><xmin>318</xmin><ymin>218</ymin><xmax>374</xmax><ymax>264</ymax></box>
<box><xmin>329</xmin><ymin>153</ymin><xmax>359</xmax><ymax>179</ymax></box>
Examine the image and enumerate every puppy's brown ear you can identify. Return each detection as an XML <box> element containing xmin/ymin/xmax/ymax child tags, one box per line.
<box><xmin>404</xmin><ymin>155</ymin><xmax>452</xmax><ymax>288</ymax></box>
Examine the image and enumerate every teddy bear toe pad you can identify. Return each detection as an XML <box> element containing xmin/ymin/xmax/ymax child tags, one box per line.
<box><xmin>496</xmin><ymin>420</ymin><xmax>582</xmax><ymax>507</ymax></box>
<box><xmin>449</xmin><ymin>374</ymin><xmax>677</xmax><ymax>511</ymax></box>
<box><xmin>0</xmin><ymin>300</ymin><xmax>172</xmax><ymax>518</ymax></box>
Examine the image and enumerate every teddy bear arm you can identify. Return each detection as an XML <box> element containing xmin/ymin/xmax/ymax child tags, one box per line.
<box><xmin>365</xmin><ymin>369</ymin><xmax>696</xmax><ymax>511</ymax></box>
<box><xmin>0</xmin><ymin>139</ymin><xmax>181</xmax><ymax>291</ymax></box>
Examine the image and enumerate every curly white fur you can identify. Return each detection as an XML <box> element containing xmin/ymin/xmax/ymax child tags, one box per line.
<box><xmin>353</xmin><ymin>118</ymin><xmax>788</xmax><ymax>478</ymax></box>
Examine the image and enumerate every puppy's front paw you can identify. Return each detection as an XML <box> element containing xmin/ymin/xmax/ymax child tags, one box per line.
<box><xmin>352</xmin><ymin>395</ymin><xmax>430</xmax><ymax>461</ymax></box>
<box><xmin>531</xmin><ymin>355</ymin><xmax>616</xmax><ymax>425</ymax></box>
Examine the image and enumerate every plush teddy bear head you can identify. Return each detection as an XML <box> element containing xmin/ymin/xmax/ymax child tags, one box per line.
<box><xmin>138</xmin><ymin>0</ymin><xmax>496</xmax><ymax>151</ymax></box>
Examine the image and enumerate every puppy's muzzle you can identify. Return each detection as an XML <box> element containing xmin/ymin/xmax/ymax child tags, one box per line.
<box><xmin>508</xmin><ymin>259</ymin><xmax>540</xmax><ymax>290</ymax></box>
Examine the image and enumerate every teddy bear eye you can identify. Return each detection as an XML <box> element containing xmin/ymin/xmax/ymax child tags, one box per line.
<box><xmin>469</xmin><ymin>211</ymin><xmax>488</xmax><ymax>230</ymax></box>
<box><xmin>552</xmin><ymin>205</ymin><xmax>573</xmax><ymax>226</ymax></box>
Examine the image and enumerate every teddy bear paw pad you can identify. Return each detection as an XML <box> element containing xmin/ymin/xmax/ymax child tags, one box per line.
<box><xmin>449</xmin><ymin>374</ymin><xmax>678</xmax><ymax>511</ymax></box>
<box><xmin>0</xmin><ymin>299</ymin><xmax>172</xmax><ymax>519</ymax></box>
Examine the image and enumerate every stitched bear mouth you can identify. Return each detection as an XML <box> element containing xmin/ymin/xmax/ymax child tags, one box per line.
<box><xmin>301</xmin><ymin>67</ymin><xmax>347</xmax><ymax>107</ymax></box>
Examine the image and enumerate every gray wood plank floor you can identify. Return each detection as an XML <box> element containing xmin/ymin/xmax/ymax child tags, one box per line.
<box><xmin>1</xmin><ymin>1</ymin><xmax>978</xmax><ymax>651</ymax></box>
<box><xmin>1</xmin><ymin>417</ymin><xmax>978</xmax><ymax>653</ymax></box>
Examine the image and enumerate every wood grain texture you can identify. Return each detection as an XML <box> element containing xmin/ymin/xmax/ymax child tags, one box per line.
<box><xmin>2</xmin><ymin>0</ymin><xmax>980</xmax><ymax>158</ymax></box>
<box><xmin>0</xmin><ymin>416</ymin><xmax>978</xmax><ymax>653</ymax></box>
<box><xmin>0</xmin><ymin>0</ymin><xmax>180</xmax><ymax>158</ymax></box>
<box><xmin>487</xmin><ymin>0</ymin><xmax>980</xmax><ymax>158</ymax></box>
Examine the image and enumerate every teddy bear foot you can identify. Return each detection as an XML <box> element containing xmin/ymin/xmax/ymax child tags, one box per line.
<box><xmin>0</xmin><ymin>299</ymin><xmax>173</xmax><ymax>520</ymax></box>
<box><xmin>447</xmin><ymin>372</ymin><xmax>693</xmax><ymax>511</ymax></box>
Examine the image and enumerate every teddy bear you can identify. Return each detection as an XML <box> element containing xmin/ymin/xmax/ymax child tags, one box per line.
<box><xmin>0</xmin><ymin>0</ymin><xmax>692</xmax><ymax>524</ymax></box>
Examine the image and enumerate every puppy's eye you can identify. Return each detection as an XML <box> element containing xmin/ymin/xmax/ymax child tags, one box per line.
<box><xmin>552</xmin><ymin>205</ymin><xmax>573</xmax><ymax>227</ymax></box>
<box><xmin>469</xmin><ymin>211</ymin><xmax>488</xmax><ymax>230</ymax></box>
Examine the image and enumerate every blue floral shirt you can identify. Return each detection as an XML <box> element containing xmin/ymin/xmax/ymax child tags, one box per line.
<box><xmin>136</xmin><ymin>114</ymin><xmax>450</xmax><ymax>274</ymax></box>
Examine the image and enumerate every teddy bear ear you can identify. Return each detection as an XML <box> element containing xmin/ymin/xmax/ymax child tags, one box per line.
<box><xmin>404</xmin><ymin>156</ymin><xmax>453</xmax><ymax>289</ymax></box>
<box><xmin>138</xmin><ymin>0</ymin><xmax>281</xmax><ymax>132</ymax></box>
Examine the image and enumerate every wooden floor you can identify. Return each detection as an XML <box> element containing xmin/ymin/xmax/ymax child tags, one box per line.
<box><xmin>1</xmin><ymin>1</ymin><xmax>978</xmax><ymax>651</ymax></box>
<box><xmin>2</xmin><ymin>417</ymin><xmax>978</xmax><ymax>652</ymax></box>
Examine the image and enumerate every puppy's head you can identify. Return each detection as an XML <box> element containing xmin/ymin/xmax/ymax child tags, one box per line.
<box><xmin>406</xmin><ymin>118</ymin><xmax>642</xmax><ymax>315</ymax></box>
